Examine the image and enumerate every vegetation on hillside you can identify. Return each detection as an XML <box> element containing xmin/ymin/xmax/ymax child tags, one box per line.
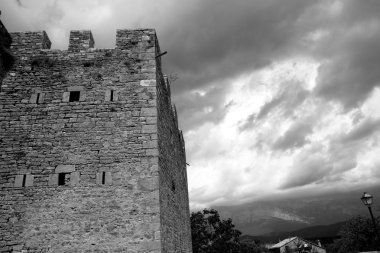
<box><xmin>190</xmin><ymin>208</ymin><xmax>269</xmax><ymax>253</ymax></box>
<box><xmin>326</xmin><ymin>215</ymin><xmax>380</xmax><ymax>253</ymax></box>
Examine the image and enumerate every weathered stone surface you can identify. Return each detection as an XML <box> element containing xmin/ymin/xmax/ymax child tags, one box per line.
<box><xmin>157</xmin><ymin>75</ymin><xmax>193</xmax><ymax>252</ymax></box>
<box><xmin>138</xmin><ymin>177</ymin><xmax>159</xmax><ymax>191</ymax></box>
<box><xmin>69</xmin><ymin>171</ymin><xmax>80</xmax><ymax>186</ymax></box>
<box><xmin>0</xmin><ymin>23</ymin><xmax>191</xmax><ymax>253</ymax></box>
<box><xmin>55</xmin><ymin>165</ymin><xmax>76</xmax><ymax>173</ymax></box>
<box><xmin>48</xmin><ymin>174</ymin><xmax>58</xmax><ymax>186</ymax></box>
<box><xmin>141</xmin><ymin>107</ymin><xmax>157</xmax><ymax>117</ymax></box>
<box><xmin>68</xmin><ymin>30</ymin><xmax>94</xmax><ymax>52</ymax></box>
<box><xmin>14</xmin><ymin>175</ymin><xmax>24</xmax><ymax>187</ymax></box>
<box><xmin>140</xmin><ymin>79</ymin><xmax>156</xmax><ymax>87</ymax></box>
<box><xmin>24</xmin><ymin>175</ymin><xmax>34</xmax><ymax>187</ymax></box>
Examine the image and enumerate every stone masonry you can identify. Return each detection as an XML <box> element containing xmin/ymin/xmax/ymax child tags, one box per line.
<box><xmin>0</xmin><ymin>24</ymin><xmax>192</xmax><ymax>253</ymax></box>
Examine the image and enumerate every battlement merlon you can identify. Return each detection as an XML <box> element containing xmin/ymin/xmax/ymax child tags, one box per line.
<box><xmin>116</xmin><ymin>29</ymin><xmax>156</xmax><ymax>51</ymax></box>
<box><xmin>68</xmin><ymin>30</ymin><xmax>94</xmax><ymax>51</ymax></box>
<box><xmin>10</xmin><ymin>31</ymin><xmax>51</xmax><ymax>51</ymax></box>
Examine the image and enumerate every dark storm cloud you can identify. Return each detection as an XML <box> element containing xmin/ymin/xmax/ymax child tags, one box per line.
<box><xmin>279</xmin><ymin>139</ymin><xmax>358</xmax><ymax>190</ymax></box>
<box><xmin>273</xmin><ymin>122</ymin><xmax>313</xmax><ymax>150</ymax></box>
<box><xmin>160</xmin><ymin>0</ymin><xmax>321</xmax><ymax>130</ymax></box>
<box><xmin>164</xmin><ymin>0</ymin><xmax>315</xmax><ymax>78</ymax></box>
<box><xmin>314</xmin><ymin>0</ymin><xmax>380</xmax><ymax>108</ymax></box>
<box><xmin>280</xmin><ymin>138</ymin><xmax>360</xmax><ymax>189</ymax></box>
<box><xmin>281</xmin><ymin>152</ymin><xmax>331</xmax><ymax>189</ymax></box>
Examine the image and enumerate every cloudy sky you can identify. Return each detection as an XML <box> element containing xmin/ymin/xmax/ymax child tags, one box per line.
<box><xmin>2</xmin><ymin>0</ymin><xmax>380</xmax><ymax>209</ymax></box>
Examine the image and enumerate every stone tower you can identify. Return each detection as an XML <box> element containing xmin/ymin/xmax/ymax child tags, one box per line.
<box><xmin>0</xmin><ymin>27</ymin><xmax>192</xmax><ymax>253</ymax></box>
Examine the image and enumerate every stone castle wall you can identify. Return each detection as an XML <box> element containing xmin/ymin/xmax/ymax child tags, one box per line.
<box><xmin>156</xmin><ymin>48</ymin><xmax>192</xmax><ymax>252</ymax></box>
<box><xmin>0</xmin><ymin>27</ymin><xmax>191</xmax><ymax>253</ymax></box>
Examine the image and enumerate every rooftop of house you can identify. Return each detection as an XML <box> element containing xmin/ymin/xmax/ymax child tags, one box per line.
<box><xmin>270</xmin><ymin>237</ymin><xmax>297</xmax><ymax>249</ymax></box>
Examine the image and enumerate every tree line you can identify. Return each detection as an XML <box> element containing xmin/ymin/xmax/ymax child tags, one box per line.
<box><xmin>191</xmin><ymin>209</ymin><xmax>380</xmax><ymax>253</ymax></box>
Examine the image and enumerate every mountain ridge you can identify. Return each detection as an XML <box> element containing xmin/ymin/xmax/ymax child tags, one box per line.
<box><xmin>211</xmin><ymin>185</ymin><xmax>380</xmax><ymax>236</ymax></box>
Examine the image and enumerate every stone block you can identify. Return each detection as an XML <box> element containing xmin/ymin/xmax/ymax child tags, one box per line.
<box><xmin>143</xmin><ymin>141</ymin><xmax>158</xmax><ymax>149</ymax></box>
<box><xmin>25</xmin><ymin>175</ymin><xmax>34</xmax><ymax>187</ymax></box>
<box><xmin>138</xmin><ymin>177</ymin><xmax>159</xmax><ymax>191</ymax></box>
<box><xmin>96</xmin><ymin>172</ymin><xmax>102</xmax><ymax>185</ymax></box>
<box><xmin>79</xmin><ymin>91</ymin><xmax>86</xmax><ymax>101</ymax></box>
<box><xmin>146</xmin><ymin>149</ymin><xmax>159</xmax><ymax>156</ymax></box>
<box><xmin>55</xmin><ymin>165</ymin><xmax>75</xmax><ymax>173</ymax></box>
<box><xmin>70</xmin><ymin>171</ymin><xmax>80</xmax><ymax>186</ymax></box>
<box><xmin>62</xmin><ymin>92</ymin><xmax>70</xmax><ymax>102</ymax></box>
<box><xmin>67</xmin><ymin>86</ymin><xmax>84</xmax><ymax>91</ymax></box>
<box><xmin>142</xmin><ymin>125</ymin><xmax>157</xmax><ymax>133</ymax></box>
<box><xmin>140</xmin><ymin>79</ymin><xmax>156</xmax><ymax>87</ymax></box>
<box><xmin>48</xmin><ymin>173</ymin><xmax>58</xmax><ymax>186</ymax></box>
<box><xmin>105</xmin><ymin>172</ymin><xmax>112</xmax><ymax>185</ymax></box>
<box><xmin>141</xmin><ymin>108</ymin><xmax>157</xmax><ymax>117</ymax></box>
<box><xmin>29</xmin><ymin>93</ymin><xmax>38</xmax><ymax>103</ymax></box>
<box><xmin>14</xmin><ymin>175</ymin><xmax>24</xmax><ymax>187</ymax></box>
<box><xmin>140</xmin><ymin>241</ymin><xmax>161</xmax><ymax>251</ymax></box>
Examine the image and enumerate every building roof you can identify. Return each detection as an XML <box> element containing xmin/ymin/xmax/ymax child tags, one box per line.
<box><xmin>269</xmin><ymin>236</ymin><xmax>325</xmax><ymax>250</ymax></box>
<box><xmin>270</xmin><ymin>237</ymin><xmax>297</xmax><ymax>249</ymax></box>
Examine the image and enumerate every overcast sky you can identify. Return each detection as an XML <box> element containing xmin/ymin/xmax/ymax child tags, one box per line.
<box><xmin>2</xmin><ymin>0</ymin><xmax>380</xmax><ymax>209</ymax></box>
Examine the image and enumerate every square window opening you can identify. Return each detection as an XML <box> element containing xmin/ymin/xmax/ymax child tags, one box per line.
<box><xmin>58</xmin><ymin>173</ymin><xmax>70</xmax><ymax>185</ymax></box>
<box><xmin>69</xmin><ymin>91</ymin><xmax>80</xmax><ymax>102</ymax></box>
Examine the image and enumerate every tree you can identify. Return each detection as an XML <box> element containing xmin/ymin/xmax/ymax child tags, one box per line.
<box><xmin>190</xmin><ymin>209</ymin><xmax>269</xmax><ymax>253</ymax></box>
<box><xmin>327</xmin><ymin>215</ymin><xmax>380</xmax><ymax>253</ymax></box>
<box><xmin>191</xmin><ymin>209</ymin><xmax>241</xmax><ymax>253</ymax></box>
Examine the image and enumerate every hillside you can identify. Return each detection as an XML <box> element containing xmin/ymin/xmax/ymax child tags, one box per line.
<box><xmin>212</xmin><ymin>186</ymin><xmax>380</xmax><ymax>236</ymax></box>
<box><xmin>240</xmin><ymin>221</ymin><xmax>345</xmax><ymax>245</ymax></box>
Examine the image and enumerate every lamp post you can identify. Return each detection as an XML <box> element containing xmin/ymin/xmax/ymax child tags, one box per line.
<box><xmin>361</xmin><ymin>192</ymin><xmax>380</xmax><ymax>245</ymax></box>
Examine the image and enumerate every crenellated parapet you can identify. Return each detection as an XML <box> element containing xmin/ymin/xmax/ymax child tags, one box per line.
<box><xmin>10</xmin><ymin>29</ymin><xmax>156</xmax><ymax>53</ymax></box>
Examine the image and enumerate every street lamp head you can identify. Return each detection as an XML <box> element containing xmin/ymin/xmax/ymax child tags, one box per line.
<box><xmin>361</xmin><ymin>192</ymin><xmax>373</xmax><ymax>207</ymax></box>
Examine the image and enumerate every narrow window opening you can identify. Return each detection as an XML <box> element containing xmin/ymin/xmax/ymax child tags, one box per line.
<box><xmin>58</xmin><ymin>173</ymin><xmax>68</xmax><ymax>185</ymax></box>
<box><xmin>171</xmin><ymin>180</ymin><xmax>176</xmax><ymax>192</ymax></box>
<box><xmin>69</xmin><ymin>91</ymin><xmax>80</xmax><ymax>102</ymax></box>
<box><xmin>22</xmin><ymin>175</ymin><xmax>27</xmax><ymax>187</ymax></box>
<box><xmin>36</xmin><ymin>93</ymin><xmax>41</xmax><ymax>104</ymax></box>
<box><xmin>110</xmin><ymin>90</ymin><xmax>114</xmax><ymax>102</ymax></box>
<box><xmin>102</xmin><ymin>172</ymin><xmax>106</xmax><ymax>185</ymax></box>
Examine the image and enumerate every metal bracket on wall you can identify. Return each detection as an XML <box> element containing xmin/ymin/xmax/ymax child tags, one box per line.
<box><xmin>155</xmin><ymin>51</ymin><xmax>167</xmax><ymax>58</ymax></box>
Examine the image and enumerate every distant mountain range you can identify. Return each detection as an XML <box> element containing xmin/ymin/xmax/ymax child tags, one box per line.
<box><xmin>213</xmin><ymin>186</ymin><xmax>380</xmax><ymax>236</ymax></box>
<box><xmin>240</xmin><ymin>221</ymin><xmax>345</xmax><ymax>245</ymax></box>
